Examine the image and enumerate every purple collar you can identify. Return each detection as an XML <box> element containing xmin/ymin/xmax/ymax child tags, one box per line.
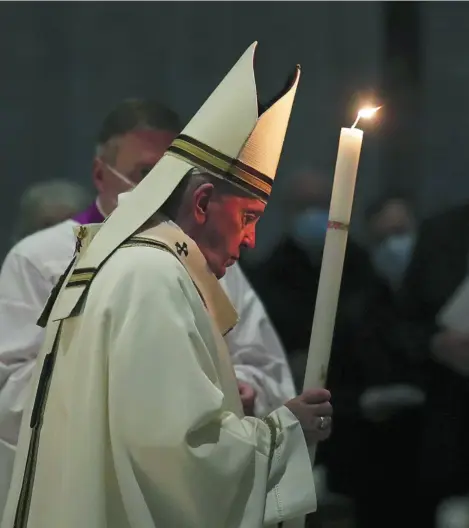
<box><xmin>72</xmin><ymin>201</ymin><xmax>105</xmax><ymax>225</ymax></box>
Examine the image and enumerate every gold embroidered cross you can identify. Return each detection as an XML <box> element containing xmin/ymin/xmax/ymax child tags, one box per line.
<box><xmin>75</xmin><ymin>226</ymin><xmax>87</xmax><ymax>254</ymax></box>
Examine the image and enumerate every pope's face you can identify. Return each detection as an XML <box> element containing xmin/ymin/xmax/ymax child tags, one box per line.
<box><xmin>199</xmin><ymin>194</ymin><xmax>265</xmax><ymax>279</ymax></box>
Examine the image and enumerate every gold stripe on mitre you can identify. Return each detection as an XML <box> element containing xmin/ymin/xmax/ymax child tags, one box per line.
<box><xmin>167</xmin><ymin>134</ymin><xmax>273</xmax><ymax>203</ymax></box>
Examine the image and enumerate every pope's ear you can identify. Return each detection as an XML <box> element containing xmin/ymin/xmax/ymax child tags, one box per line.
<box><xmin>192</xmin><ymin>183</ymin><xmax>216</xmax><ymax>225</ymax></box>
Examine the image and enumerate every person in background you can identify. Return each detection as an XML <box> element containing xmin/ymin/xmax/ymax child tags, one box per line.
<box><xmin>436</xmin><ymin>496</ymin><xmax>469</xmax><ymax>528</ymax></box>
<box><xmin>10</xmin><ymin>179</ymin><xmax>91</xmax><ymax>244</ymax></box>
<box><xmin>365</xmin><ymin>191</ymin><xmax>417</xmax><ymax>291</ymax></box>
<box><xmin>398</xmin><ymin>200</ymin><xmax>469</xmax><ymax>527</ymax></box>
<box><xmin>240</xmin><ymin>169</ymin><xmax>423</xmax><ymax>528</ymax></box>
<box><xmin>0</xmin><ymin>98</ymin><xmax>295</xmax><ymax>519</ymax></box>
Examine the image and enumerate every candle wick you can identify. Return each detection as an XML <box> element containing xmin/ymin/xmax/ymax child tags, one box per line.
<box><xmin>351</xmin><ymin>115</ymin><xmax>360</xmax><ymax>129</ymax></box>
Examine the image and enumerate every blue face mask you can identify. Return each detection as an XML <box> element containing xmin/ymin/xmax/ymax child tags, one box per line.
<box><xmin>291</xmin><ymin>208</ymin><xmax>329</xmax><ymax>254</ymax></box>
<box><xmin>372</xmin><ymin>233</ymin><xmax>416</xmax><ymax>288</ymax></box>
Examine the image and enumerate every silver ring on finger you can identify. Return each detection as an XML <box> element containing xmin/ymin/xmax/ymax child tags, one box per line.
<box><xmin>317</xmin><ymin>416</ymin><xmax>331</xmax><ymax>431</ymax></box>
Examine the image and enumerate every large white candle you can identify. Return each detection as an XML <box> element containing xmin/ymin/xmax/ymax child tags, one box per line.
<box><xmin>303</xmin><ymin>127</ymin><xmax>362</xmax><ymax>388</ymax></box>
<box><xmin>302</xmin><ymin>107</ymin><xmax>380</xmax><ymax>463</ymax></box>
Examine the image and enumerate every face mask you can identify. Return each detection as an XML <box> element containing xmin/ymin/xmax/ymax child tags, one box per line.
<box><xmin>102</xmin><ymin>162</ymin><xmax>136</xmax><ymax>190</ymax></box>
<box><xmin>97</xmin><ymin>159</ymin><xmax>136</xmax><ymax>211</ymax></box>
<box><xmin>372</xmin><ymin>233</ymin><xmax>415</xmax><ymax>288</ymax></box>
<box><xmin>291</xmin><ymin>208</ymin><xmax>329</xmax><ymax>255</ymax></box>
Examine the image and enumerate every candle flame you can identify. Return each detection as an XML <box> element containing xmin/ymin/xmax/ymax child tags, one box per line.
<box><xmin>358</xmin><ymin>106</ymin><xmax>382</xmax><ymax>119</ymax></box>
<box><xmin>351</xmin><ymin>106</ymin><xmax>382</xmax><ymax>129</ymax></box>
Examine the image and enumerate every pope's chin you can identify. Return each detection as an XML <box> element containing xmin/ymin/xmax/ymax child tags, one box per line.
<box><xmin>212</xmin><ymin>258</ymin><xmax>236</xmax><ymax>280</ymax></box>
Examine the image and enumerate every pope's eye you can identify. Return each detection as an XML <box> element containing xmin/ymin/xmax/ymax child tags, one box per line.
<box><xmin>243</xmin><ymin>214</ymin><xmax>257</xmax><ymax>226</ymax></box>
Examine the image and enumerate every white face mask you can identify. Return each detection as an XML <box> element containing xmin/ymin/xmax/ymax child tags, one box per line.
<box><xmin>101</xmin><ymin>161</ymin><xmax>136</xmax><ymax>190</ymax></box>
<box><xmin>291</xmin><ymin>208</ymin><xmax>329</xmax><ymax>259</ymax></box>
<box><xmin>372</xmin><ymin>232</ymin><xmax>416</xmax><ymax>288</ymax></box>
<box><xmin>97</xmin><ymin>159</ymin><xmax>136</xmax><ymax>212</ymax></box>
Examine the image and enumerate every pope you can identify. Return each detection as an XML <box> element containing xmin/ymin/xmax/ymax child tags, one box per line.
<box><xmin>2</xmin><ymin>42</ymin><xmax>332</xmax><ymax>528</ymax></box>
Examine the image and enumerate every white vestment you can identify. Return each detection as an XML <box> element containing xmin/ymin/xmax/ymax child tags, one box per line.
<box><xmin>0</xmin><ymin>216</ymin><xmax>295</xmax><ymax>516</ymax></box>
<box><xmin>2</xmin><ymin>220</ymin><xmax>315</xmax><ymax>527</ymax></box>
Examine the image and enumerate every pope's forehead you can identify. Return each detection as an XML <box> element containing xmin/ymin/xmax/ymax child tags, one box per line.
<box><xmin>219</xmin><ymin>193</ymin><xmax>266</xmax><ymax>211</ymax></box>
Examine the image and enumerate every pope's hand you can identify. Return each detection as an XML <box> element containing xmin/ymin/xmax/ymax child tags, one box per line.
<box><xmin>238</xmin><ymin>381</ymin><xmax>256</xmax><ymax>416</ymax></box>
<box><xmin>431</xmin><ymin>329</ymin><xmax>469</xmax><ymax>376</ymax></box>
<box><xmin>284</xmin><ymin>388</ymin><xmax>332</xmax><ymax>443</ymax></box>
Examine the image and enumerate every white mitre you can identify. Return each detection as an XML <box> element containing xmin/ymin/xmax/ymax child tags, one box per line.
<box><xmin>76</xmin><ymin>41</ymin><xmax>301</xmax><ymax>271</ymax></box>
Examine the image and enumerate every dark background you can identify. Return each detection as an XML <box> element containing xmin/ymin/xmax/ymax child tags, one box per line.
<box><xmin>0</xmin><ymin>1</ymin><xmax>467</xmax><ymax>256</ymax></box>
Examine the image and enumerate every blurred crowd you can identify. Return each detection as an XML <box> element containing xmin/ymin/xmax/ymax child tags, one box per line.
<box><xmin>240</xmin><ymin>168</ymin><xmax>469</xmax><ymax>528</ymax></box>
<box><xmin>1</xmin><ymin>99</ymin><xmax>469</xmax><ymax>528</ymax></box>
